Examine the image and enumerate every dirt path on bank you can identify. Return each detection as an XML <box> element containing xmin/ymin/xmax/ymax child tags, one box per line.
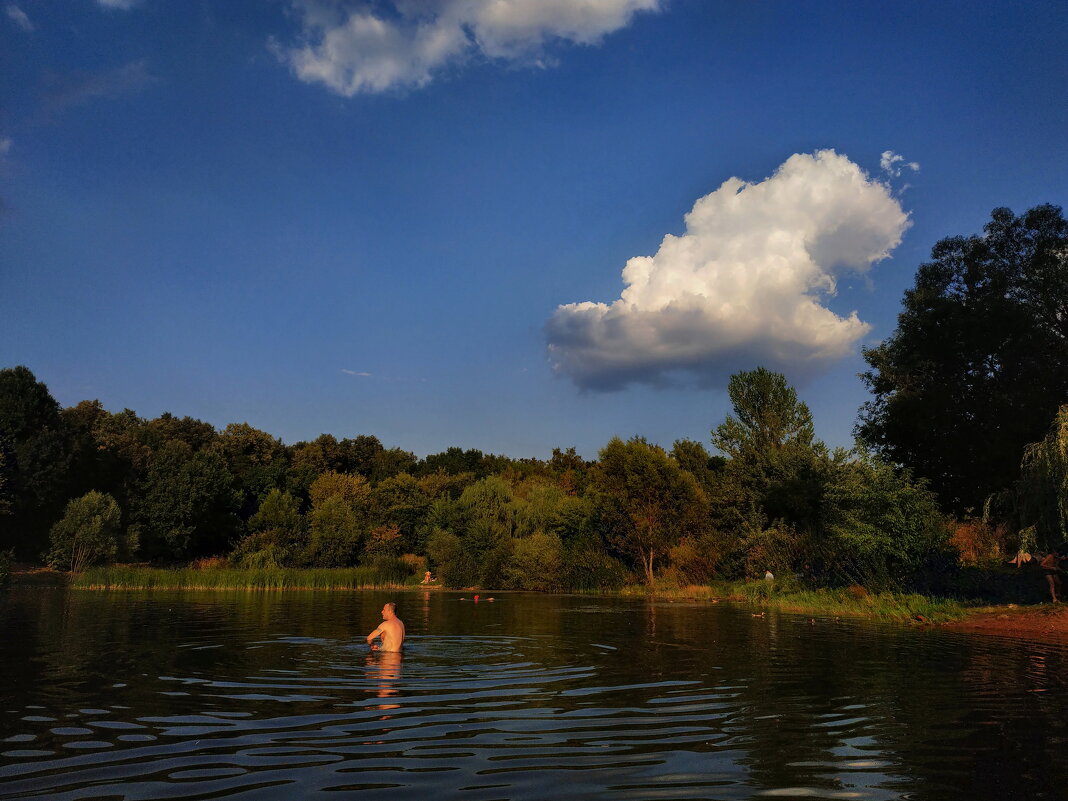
<box><xmin>943</xmin><ymin>603</ymin><xmax>1068</xmax><ymax>641</ymax></box>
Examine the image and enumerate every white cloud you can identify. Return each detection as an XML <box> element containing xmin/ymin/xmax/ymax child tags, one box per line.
<box><xmin>880</xmin><ymin>150</ymin><xmax>920</xmax><ymax>177</ymax></box>
<box><xmin>341</xmin><ymin>369</ymin><xmax>372</xmax><ymax>376</ymax></box>
<box><xmin>96</xmin><ymin>0</ymin><xmax>140</xmax><ymax>9</ymax></box>
<box><xmin>277</xmin><ymin>0</ymin><xmax>661</xmax><ymax>95</ymax></box>
<box><xmin>6</xmin><ymin>4</ymin><xmax>33</xmax><ymax>31</ymax></box>
<box><xmin>546</xmin><ymin>150</ymin><xmax>912</xmax><ymax>391</ymax></box>
<box><xmin>0</xmin><ymin>137</ymin><xmax>11</xmax><ymax>158</ymax></box>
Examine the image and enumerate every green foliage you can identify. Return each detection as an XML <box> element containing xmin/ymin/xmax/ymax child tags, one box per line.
<box><xmin>505</xmin><ymin>531</ymin><xmax>565</xmax><ymax>591</ymax></box>
<box><xmin>364</xmin><ymin>524</ymin><xmax>403</xmax><ymax>561</ymax></box>
<box><xmin>1012</xmin><ymin>404</ymin><xmax>1068</xmax><ymax>551</ymax></box>
<box><xmin>371</xmin><ymin>472</ymin><xmax>431</xmax><ymax>552</ymax></box>
<box><xmin>713</xmin><ymin>367</ymin><xmax>827</xmax><ymax>533</ymax></box>
<box><xmin>248</xmin><ymin>488</ymin><xmax>304</xmax><ymax>539</ymax></box>
<box><xmin>133</xmin><ymin>441</ymin><xmax>241</xmax><ymax>561</ymax></box>
<box><xmin>719</xmin><ymin>580</ymin><xmax>964</xmax><ymax>623</ymax></box>
<box><xmin>859</xmin><ymin>204</ymin><xmax>1068</xmax><ymax>513</ymax></box>
<box><xmin>818</xmin><ymin>448</ymin><xmax>949</xmax><ymax>588</ymax></box>
<box><xmin>564</xmin><ymin>538</ymin><xmax>628</xmax><ymax>591</ymax></box>
<box><xmin>231</xmin><ymin>488</ymin><xmax>305</xmax><ymax>568</ymax></box>
<box><xmin>593</xmin><ymin>437</ymin><xmax>710</xmax><ymax>584</ymax></box>
<box><xmin>426</xmin><ymin>529</ymin><xmax>473</xmax><ymax>587</ymax></box>
<box><xmin>305</xmin><ymin>495</ymin><xmax>362</xmax><ymax>567</ymax></box>
<box><xmin>0</xmin><ymin>366</ymin><xmax>73</xmax><ymax>558</ymax></box>
<box><xmin>47</xmin><ymin>490</ymin><xmax>122</xmax><ymax>573</ymax></box>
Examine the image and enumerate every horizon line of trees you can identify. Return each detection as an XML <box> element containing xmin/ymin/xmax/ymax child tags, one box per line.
<box><xmin>2</xmin><ymin>204</ymin><xmax>1066</xmax><ymax>592</ymax></box>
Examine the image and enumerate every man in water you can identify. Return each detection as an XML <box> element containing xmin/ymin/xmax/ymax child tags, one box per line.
<box><xmin>366</xmin><ymin>602</ymin><xmax>405</xmax><ymax>651</ymax></box>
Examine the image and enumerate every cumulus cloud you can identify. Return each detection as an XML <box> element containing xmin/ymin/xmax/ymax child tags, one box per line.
<box><xmin>880</xmin><ymin>150</ymin><xmax>920</xmax><ymax>177</ymax></box>
<box><xmin>276</xmin><ymin>0</ymin><xmax>661</xmax><ymax>95</ymax></box>
<box><xmin>546</xmin><ymin>150</ymin><xmax>911</xmax><ymax>391</ymax></box>
<box><xmin>6</xmin><ymin>4</ymin><xmax>33</xmax><ymax>31</ymax></box>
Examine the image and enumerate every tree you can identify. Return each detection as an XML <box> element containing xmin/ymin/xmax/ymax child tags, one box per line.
<box><xmin>592</xmin><ymin>437</ymin><xmax>709</xmax><ymax>584</ymax></box>
<box><xmin>47</xmin><ymin>491</ymin><xmax>122</xmax><ymax>573</ymax></box>
<box><xmin>858</xmin><ymin>204</ymin><xmax>1068</xmax><ymax>512</ymax></box>
<box><xmin>231</xmin><ymin>488</ymin><xmax>305</xmax><ymax>568</ymax></box>
<box><xmin>306</xmin><ymin>496</ymin><xmax>362</xmax><ymax>566</ymax></box>
<box><xmin>0</xmin><ymin>366</ymin><xmax>75</xmax><ymax>557</ymax></box>
<box><xmin>218</xmin><ymin>423</ymin><xmax>287</xmax><ymax>517</ymax></box>
<box><xmin>818</xmin><ymin>448</ymin><xmax>947</xmax><ymax>588</ymax></box>
<box><xmin>1011</xmin><ymin>404</ymin><xmax>1068</xmax><ymax>551</ymax></box>
<box><xmin>712</xmin><ymin>367</ymin><xmax>827</xmax><ymax>533</ymax></box>
<box><xmin>133</xmin><ymin>441</ymin><xmax>241</xmax><ymax>561</ymax></box>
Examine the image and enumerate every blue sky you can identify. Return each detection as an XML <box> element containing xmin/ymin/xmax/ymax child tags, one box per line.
<box><xmin>2</xmin><ymin>0</ymin><xmax>1066</xmax><ymax>459</ymax></box>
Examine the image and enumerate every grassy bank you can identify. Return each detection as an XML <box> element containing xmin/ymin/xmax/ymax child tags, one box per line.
<box><xmin>627</xmin><ymin>580</ymin><xmax>968</xmax><ymax>623</ymax></box>
<box><xmin>72</xmin><ymin>565</ymin><xmax>423</xmax><ymax>591</ymax></box>
<box><xmin>70</xmin><ymin>567</ymin><xmax>966</xmax><ymax>623</ymax></box>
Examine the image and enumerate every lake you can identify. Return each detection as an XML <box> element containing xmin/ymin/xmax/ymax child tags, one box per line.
<box><xmin>1</xmin><ymin>588</ymin><xmax>1066</xmax><ymax>800</ymax></box>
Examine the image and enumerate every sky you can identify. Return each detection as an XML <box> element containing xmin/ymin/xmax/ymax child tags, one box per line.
<box><xmin>1</xmin><ymin>0</ymin><xmax>1066</xmax><ymax>461</ymax></box>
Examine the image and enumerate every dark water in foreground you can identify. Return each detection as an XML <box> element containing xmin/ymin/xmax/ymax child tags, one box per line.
<box><xmin>1</xmin><ymin>590</ymin><xmax>1067</xmax><ymax>800</ymax></box>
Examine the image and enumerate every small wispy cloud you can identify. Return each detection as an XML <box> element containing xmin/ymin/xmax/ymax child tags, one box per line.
<box><xmin>36</xmin><ymin>59</ymin><xmax>155</xmax><ymax>122</ymax></box>
<box><xmin>341</xmin><ymin>368</ymin><xmax>428</xmax><ymax>383</ymax></box>
<box><xmin>96</xmin><ymin>0</ymin><xmax>140</xmax><ymax>9</ymax></box>
<box><xmin>880</xmin><ymin>150</ymin><xmax>920</xmax><ymax>178</ymax></box>
<box><xmin>6</xmin><ymin>4</ymin><xmax>33</xmax><ymax>32</ymax></box>
<box><xmin>276</xmin><ymin>0</ymin><xmax>662</xmax><ymax>96</ymax></box>
<box><xmin>0</xmin><ymin>137</ymin><xmax>11</xmax><ymax>158</ymax></box>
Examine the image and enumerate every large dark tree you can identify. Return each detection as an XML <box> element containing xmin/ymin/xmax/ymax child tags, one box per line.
<box><xmin>858</xmin><ymin>204</ymin><xmax>1068</xmax><ymax>513</ymax></box>
<box><xmin>0</xmin><ymin>366</ymin><xmax>75</xmax><ymax>557</ymax></box>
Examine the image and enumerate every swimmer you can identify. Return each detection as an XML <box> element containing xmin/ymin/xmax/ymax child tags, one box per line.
<box><xmin>366</xmin><ymin>602</ymin><xmax>405</xmax><ymax>652</ymax></box>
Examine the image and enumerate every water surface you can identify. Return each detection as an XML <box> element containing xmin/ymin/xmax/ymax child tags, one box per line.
<box><xmin>1</xmin><ymin>589</ymin><xmax>1066</xmax><ymax>800</ymax></box>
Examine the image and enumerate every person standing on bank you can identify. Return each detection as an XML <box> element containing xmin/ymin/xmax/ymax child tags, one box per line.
<box><xmin>367</xmin><ymin>602</ymin><xmax>406</xmax><ymax>651</ymax></box>
<box><xmin>1040</xmin><ymin>551</ymin><xmax>1066</xmax><ymax>603</ymax></box>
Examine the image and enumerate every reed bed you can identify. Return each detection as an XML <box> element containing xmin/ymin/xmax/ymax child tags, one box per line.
<box><xmin>73</xmin><ymin>565</ymin><xmax>419</xmax><ymax>591</ymax></box>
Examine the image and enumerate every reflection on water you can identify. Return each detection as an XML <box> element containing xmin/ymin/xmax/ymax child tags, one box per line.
<box><xmin>1</xmin><ymin>589</ymin><xmax>1067</xmax><ymax>800</ymax></box>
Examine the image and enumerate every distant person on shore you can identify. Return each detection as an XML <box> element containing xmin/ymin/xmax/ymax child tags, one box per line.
<box><xmin>367</xmin><ymin>602</ymin><xmax>406</xmax><ymax>652</ymax></box>
<box><xmin>1040</xmin><ymin>551</ymin><xmax>1066</xmax><ymax>603</ymax></box>
<box><xmin>421</xmin><ymin>570</ymin><xmax>433</xmax><ymax>584</ymax></box>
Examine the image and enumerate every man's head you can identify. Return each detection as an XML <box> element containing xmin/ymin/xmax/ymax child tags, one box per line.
<box><xmin>381</xmin><ymin>602</ymin><xmax>397</xmax><ymax>620</ymax></box>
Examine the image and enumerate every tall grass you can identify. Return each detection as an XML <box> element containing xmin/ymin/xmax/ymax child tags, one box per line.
<box><xmin>73</xmin><ymin>565</ymin><xmax>418</xmax><ymax>591</ymax></box>
<box><xmin>719</xmin><ymin>580</ymin><xmax>965</xmax><ymax>622</ymax></box>
<box><xmin>618</xmin><ymin>579</ymin><xmax>966</xmax><ymax>622</ymax></box>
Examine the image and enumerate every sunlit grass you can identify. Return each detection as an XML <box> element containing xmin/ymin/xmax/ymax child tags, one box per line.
<box><xmin>72</xmin><ymin>565</ymin><xmax>424</xmax><ymax>591</ymax></box>
<box><xmin>621</xmin><ymin>579</ymin><xmax>967</xmax><ymax>623</ymax></box>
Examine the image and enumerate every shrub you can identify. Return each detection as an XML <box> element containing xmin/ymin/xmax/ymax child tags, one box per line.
<box><xmin>427</xmin><ymin>529</ymin><xmax>475</xmax><ymax>587</ymax></box>
<box><xmin>190</xmin><ymin>556</ymin><xmax>227</xmax><ymax>570</ymax></box>
<box><xmin>506</xmin><ymin>532</ymin><xmax>565</xmax><ymax>591</ymax></box>
<box><xmin>950</xmin><ymin>519</ymin><xmax>1011</xmax><ymax>566</ymax></box>
<box><xmin>564</xmin><ymin>539</ymin><xmax>627</xmax><ymax>591</ymax></box>
<box><xmin>47</xmin><ymin>491</ymin><xmax>122</xmax><ymax>574</ymax></box>
<box><xmin>305</xmin><ymin>495</ymin><xmax>362</xmax><ymax>566</ymax></box>
<box><xmin>668</xmin><ymin>534</ymin><xmax>723</xmax><ymax>584</ymax></box>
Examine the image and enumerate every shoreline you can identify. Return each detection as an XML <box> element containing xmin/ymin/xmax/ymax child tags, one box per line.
<box><xmin>11</xmin><ymin>565</ymin><xmax>1068</xmax><ymax>640</ymax></box>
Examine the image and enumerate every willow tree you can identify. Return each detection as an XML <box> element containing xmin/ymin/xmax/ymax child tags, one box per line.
<box><xmin>1015</xmin><ymin>405</ymin><xmax>1068</xmax><ymax>550</ymax></box>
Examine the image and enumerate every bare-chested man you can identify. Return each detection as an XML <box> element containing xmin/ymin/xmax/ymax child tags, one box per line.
<box><xmin>366</xmin><ymin>602</ymin><xmax>405</xmax><ymax>652</ymax></box>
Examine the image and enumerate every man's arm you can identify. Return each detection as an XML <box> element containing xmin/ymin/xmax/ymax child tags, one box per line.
<box><xmin>366</xmin><ymin>624</ymin><xmax>384</xmax><ymax>645</ymax></box>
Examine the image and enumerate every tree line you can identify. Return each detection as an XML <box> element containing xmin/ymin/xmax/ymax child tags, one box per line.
<box><xmin>2</xmin><ymin>204</ymin><xmax>1066</xmax><ymax>591</ymax></box>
